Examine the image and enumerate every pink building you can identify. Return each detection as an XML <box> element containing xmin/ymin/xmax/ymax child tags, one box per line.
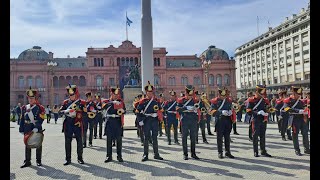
<box><xmin>10</xmin><ymin>41</ymin><xmax>236</xmax><ymax>106</ymax></box>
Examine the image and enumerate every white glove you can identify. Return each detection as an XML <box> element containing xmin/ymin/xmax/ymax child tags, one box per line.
<box><xmin>91</xmin><ymin>109</ymin><xmax>97</xmax><ymax>113</ymax></box>
<box><xmin>222</xmin><ymin>110</ymin><xmax>229</xmax><ymax>116</ymax></box>
<box><xmin>139</xmin><ymin>121</ymin><xmax>144</xmax><ymax>126</ymax></box>
<box><xmin>298</xmin><ymin>110</ymin><xmax>307</xmax><ymax>114</ymax></box>
<box><xmin>186</xmin><ymin>106</ymin><xmax>194</xmax><ymax>110</ymax></box>
<box><xmin>257</xmin><ymin>110</ymin><xmax>265</xmax><ymax>115</ymax></box>
<box><xmin>263</xmin><ymin>112</ymin><xmax>269</xmax><ymax>117</ymax></box>
<box><xmin>113</xmin><ymin>101</ymin><xmax>121</xmax><ymax>105</ymax></box>
<box><xmin>228</xmin><ymin>110</ymin><xmax>233</xmax><ymax>116</ymax></box>
<box><xmin>97</xmin><ymin>106</ymin><xmax>101</xmax><ymax>110</ymax></box>
<box><xmin>69</xmin><ymin>110</ymin><xmax>77</xmax><ymax>118</ymax></box>
<box><xmin>32</xmin><ymin>128</ymin><xmax>38</xmax><ymax>133</ymax></box>
<box><xmin>151</xmin><ymin>113</ymin><xmax>158</xmax><ymax>118</ymax></box>
<box><xmin>278</xmin><ymin>115</ymin><xmax>282</xmax><ymax>119</ymax></box>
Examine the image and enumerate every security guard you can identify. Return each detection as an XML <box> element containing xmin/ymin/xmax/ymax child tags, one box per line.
<box><xmin>246</xmin><ymin>85</ymin><xmax>272</xmax><ymax>157</ymax></box>
<box><xmin>176</xmin><ymin>85</ymin><xmax>200</xmax><ymax>160</ymax></box>
<box><xmin>136</xmin><ymin>81</ymin><xmax>164</xmax><ymax>162</ymax></box>
<box><xmin>164</xmin><ymin>89</ymin><xmax>180</xmax><ymax>145</ymax></box>
<box><xmin>210</xmin><ymin>87</ymin><xmax>235</xmax><ymax>159</ymax></box>
<box><xmin>83</xmin><ymin>91</ymin><xmax>97</xmax><ymax>147</ymax></box>
<box><xmin>59</xmin><ymin>84</ymin><xmax>86</xmax><ymax>165</ymax></box>
<box><xmin>282</xmin><ymin>86</ymin><xmax>309</xmax><ymax>156</ymax></box>
<box><xmin>103</xmin><ymin>86</ymin><xmax>126</xmax><ymax>162</ymax></box>
<box><xmin>19</xmin><ymin>87</ymin><xmax>45</xmax><ymax>168</ymax></box>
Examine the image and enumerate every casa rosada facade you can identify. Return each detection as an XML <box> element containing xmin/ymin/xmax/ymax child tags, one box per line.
<box><xmin>10</xmin><ymin>40</ymin><xmax>236</xmax><ymax>106</ymax></box>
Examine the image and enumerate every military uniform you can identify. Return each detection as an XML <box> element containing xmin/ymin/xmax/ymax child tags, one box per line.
<box><xmin>158</xmin><ymin>94</ymin><xmax>166</xmax><ymax>137</ymax></box>
<box><xmin>275</xmin><ymin>90</ymin><xmax>292</xmax><ymax>141</ymax></box>
<box><xmin>83</xmin><ymin>92</ymin><xmax>97</xmax><ymax>147</ymax></box>
<box><xmin>103</xmin><ymin>87</ymin><xmax>125</xmax><ymax>162</ymax></box>
<box><xmin>210</xmin><ymin>87</ymin><xmax>235</xmax><ymax>159</ymax></box>
<box><xmin>60</xmin><ymin>84</ymin><xmax>86</xmax><ymax>165</ymax></box>
<box><xmin>196</xmin><ymin>92</ymin><xmax>208</xmax><ymax>144</ymax></box>
<box><xmin>282</xmin><ymin>86</ymin><xmax>309</xmax><ymax>156</ymax></box>
<box><xmin>136</xmin><ymin>81</ymin><xmax>164</xmax><ymax>162</ymax></box>
<box><xmin>246</xmin><ymin>85</ymin><xmax>271</xmax><ymax>157</ymax></box>
<box><xmin>19</xmin><ymin>87</ymin><xmax>45</xmax><ymax>168</ymax></box>
<box><xmin>164</xmin><ymin>90</ymin><xmax>180</xmax><ymax>145</ymax></box>
<box><xmin>94</xmin><ymin>93</ymin><xmax>104</xmax><ymax>139</ymax></box>
<box><xmin>176</xmin><ymin>85</ymin><xmax>200</xmax><ymax>160</ymax></box>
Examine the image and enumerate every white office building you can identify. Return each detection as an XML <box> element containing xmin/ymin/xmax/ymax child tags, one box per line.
<box><xmin>235</xmin><ymin>3</ymin><xmax>310</xmax><ymax>98</ymax></box>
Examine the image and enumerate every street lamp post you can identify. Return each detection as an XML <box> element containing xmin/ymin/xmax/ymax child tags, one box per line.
<box><xmin>201</xmin><ymin>56</ymin><xmax>212</xmax><ymax>98</ymax></box>
<box><xmin>47</xmin><ymin>61</ymin><xmax>57</xmax><ymax>106</ymax></box>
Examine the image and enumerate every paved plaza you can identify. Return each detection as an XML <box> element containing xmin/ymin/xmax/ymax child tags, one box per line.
<box><xmin>10</xmin><ymin>114</ymin><xmax>310</xmax><ymax>180</ymax></box>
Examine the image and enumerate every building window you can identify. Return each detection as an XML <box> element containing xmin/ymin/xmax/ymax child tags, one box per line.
<box><xmin>193</xmin><ymin>76</ymin><xmax>201</xmax><ymax>85</ymax></box>
<box><xmin>216</xmin><ymin>74</ymin><xmax>222</xmax><ymax>87</ymax></box>
<box><xmin>181</xmin><ymin>76</ymin><xmax>188</xmax><ymax>85</ymax></box>
<box><xmin>101</xmin><ymin>58</ymin><xmax>104</xmax><ymax>67</ymax></box>
<box><xmin>134</xmin><ymin>57</ymin><xmax>139</xmax><ymax>65</ymax></box>
<box><xmin>117</xmin><ymin>57</ymin><xmax>120</xmax><ymax>66</ymax></box>
<box><xmin>18</xmin><ymin>76</ymin><xmax>24</xmax><ymax>88</ymax></box>
<box><xmin>304</xmin><ymin>58</ymin><xmax>310</xmax><ymax>63</ymax></box>
<box><xmin>302</xmin><ymin>32</ymin><xmax>308</xmax><ymax>38</ymax></box>
<box><xmin>168</xmin><ymin>77</ymin><xmax>175</xmax><ymax>85</ymax></box>
<box><xmin>224</xmin><ymin>74</ymin><xmax>230</xmax><ymax>86</ymax></box>
<box><xmin>96</xmin><ymin>75</ymin><xmax>103</xmax><ymax>87</ymax></box>
<box><xmin>35</xmin><ymin>76</ymin><xmax>42</xmax><ymax>88</ymax></box>
<box><xmin>294</xmin><ymin>52</ymin><xmax>300</xmax><ymax>57</ymax></box>
<box><xmin>274</xmin><ymin>77</ymin><xmax>278</xmax><ymax>84</ymax></box>
<box><xmin>94</xmin><ymin>58</ymin><xmax>97</xmax><ymax>66</ymax></box>
<box><xmin>27</xmin><ymin>76</ymin><xmax>33</xmax><ymax>87</ymax></box>
<box><xmin>154</xmin><ymin>74</ymin><xmax>160</xmax><ymax>85</ymax></box>
<box><xmin>82</xmin><ymin>63</ymin><xmax>85</xmax><ymax>67</ymax></box>
<box><xmin>68</xmin><ymin>63</ymin><xmax>72</xmax><ymax>67</ymax></box>
<box><xmin>303</xmin><ymin>41</ymin><xmax>309</xmax><ymax>46</ymax></box>
<box><xmin>303</xmin><ymin>50</ymin><xmax>309</xmax><ymax>55</ymax></box>
<box><xmin>79</xmin><ymin>76</ymin><xmax>86</xmax><ymax>86</ymax></box>
<box><xmin>286</xmin><ymin>47</ymin><xmax>291</xmax><ymax>51</ymax></box>
<box><xmin>121</xmin><ymin>57</ymin><xmax>125</xmax><ymax>66</ymax></box>
<box><xmin>287</xmin><ymin>55</ymin><xmax>292</xmax><ymax>59</ymax></box>
<box><xmin>304</xmin><ymin>73</ymin><xmax>310</xmax><ymax>80</ymax></box>
<box><xmin>109</xmin><ymin>78</ymin><xmax>115</xmax><ymax>86</ymax></box>
<box><xmin>209</xmin><ymin>74</ymin><xmax>214</xmax><ymax>85</ymax></box>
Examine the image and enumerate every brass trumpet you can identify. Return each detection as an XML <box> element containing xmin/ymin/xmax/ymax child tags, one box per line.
<box><xmin>232</xmin><ymin>103</ymin><xmax>240</xmax><ymax>113</ymax></box>
<box><xmin>153</xmin><ymin>105</ymin><xmax>159</xmax><ymax>111</ymax></box>
<box><xmin>200</xmin><ymin>107</ymin><xmax>206</xmax><ymax>113</ymax></box>
<box><xmin>117</xmin><ymin>108</ymin><xmax>125</xmax><ymax>116</ymax></box>
<box><xmin>88</xmin><ymin>112</ymin><xmax>96</xmax><ymax>119</ymax></box>
<box><xmin>71</xmin><ymin>103</ymin><xmax>77</xmax><ymax>110</ymax></box>
<box><xmin>267</xmin><ymin>107</ymin><xmax>277</xmax><ymax>113</ymax></box>
<box><xmin>194</xmin><ymin>103</ymin><xmax>200</xmax><ymax>109</ymax></box>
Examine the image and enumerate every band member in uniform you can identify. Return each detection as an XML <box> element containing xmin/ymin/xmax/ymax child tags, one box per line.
<box><xmin>136</xmin><ymin>81</ymin><xmax>164</xmax><ymax>162</ymax></box>
<box><xmin>178</xmin><ymin>91</ymin><xmax>185</xmax><ymax>134</ymax></box>
<box><xmin>103</xmin><ymin>86</ymin><xmax>126</xmax><ymax>162</ymax></box>
<box><xmin>245</xmin><ymin>92</ymin><xmax>254</xmax><ymax>141</ymax></box>
<box><xmin>176</xmin><ymin>85</ymin><xmax>200</xmax><ymax>160</ymax></box>
<box><xmin>19</xmin><ymin>87</ymin><xmax>45</xmax><ymax>168</ymax></box>
<box><xmin>282</xmin><ymin>86</ymin><xmax>309</xmax><ymax>156</ymax></box>
<box><xmin>158</xmin><ymin>93</ymin><xmax>165</xmax><ymax>137</ymax></box>
<box><xmin>210</xmin><ymin>87</ymin><xmax>235</xmax><ymax>159</ymax></box>
<box><xmin>134</xmin><ymin>95</ymin><xmax>142</xmax><ymax>140</ymax></box>
<box><xmin>59</xmin><ymin>84</ymin><xmax>86</xmax><ymax>165</ymax></box>
<box><xmin>302</xmin><ymin>92</ymin><xmax>310</xmax><ymax>132</ymax></box>
<box><xmin>196</xmin><ymin>92</ymin><xmax>209</xmax><ymax>144</ymax></box>
<box><xmin>232</xmin><ymin>99</ymin><xmax>240</xmax><ymax>135</ymax></box>
<box><xmin>164</xmin><ymin>89</ymin><xmax>180</xmax><ymax>145</ymax></box>
<box><xmin>275</xmin><ymin>90</ymin><xmax>292</xmax><ymax>141</ymax></box>
<box><xmin>94</xmin><ymin>93</ymin><xmax>104</xmax><ymax>139</ymax></box>
<box><xmin>246</xmin><ymin>85</ymin><xmax>272</xmax><ymax>157</ymax></box>
<box><xmin>201</xmin><ymin>94</ymin><xmax>214</xmax><ymax>136</ymax></box>
<box><xmin>83</xmin><ymin>91</ymin><xmax>97</xmax><ymax>147</ymax></box>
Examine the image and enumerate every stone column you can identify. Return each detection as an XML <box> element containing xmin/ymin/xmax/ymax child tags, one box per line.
<box><xmin>141</xmin><ymin>0</ymin><xmax>154</xmax><ymax>92</ymax></box>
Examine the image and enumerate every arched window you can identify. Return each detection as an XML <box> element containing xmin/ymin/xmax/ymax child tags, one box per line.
<box><xmin>209</xmin><ymin>74</ymin><xmax>214</xmax><ymax>85</ymax></box>
<box><xmin>168</xmin><ymin>77</ymin><xmax>175</xmax><ymax>85</ymax></box>
<box><xmin>53</xmin><ymin>76</ymin><xmax>59</xmax><ymax>88</ymax></box>
<box><xmin>216</xmin><ymin>74</ymin><xmax>222</xmax><ymax>87</ymax></box>
<box><xmin>134</xmin><ymin>57</ymin><xmax>138</xmax><ymax>65</ymax></box>
<box><xmin>154</xmin><ymin>58</ymin><xmax>157</xmax><ymax>66</ymax></box>
<box><xmin>117</xmin><ymin>57</ymin><xmax>120</xmax><ymax>66</ymax></box>
<box><xmin>96</xmin><ymin>75</ymin><xmax>103</xmax><ymax>87</ymax></box>
<box><xmin>130</xmin><ymin>57</ymin><xmax>134</xmax><ymax>66</ymax></box>
<box><xmin>126</xmin><ymin>57</ymin><xmax>129</xmax><ymax>66</ymax></box>
<box><xmin>72</xmin><ymin>76</ymin><xmax>79</xmax><ymax>86</ymax></box>
<box><xmin>27</xmin><ymin>76</ymin><xmax>33</xmax><ymax>87</ymax></box>
<box><xmin>121</xmin><ymin>57</ymin><xmax>125</xmax><ymax>66</ymax></box>
<box><xmin>59</xmin><ymin>76</ymin><xmax>65</xmax><ymax>87</ymax></box>
<box><xmin>157</xmin><ymin>58</ymin><xmax>160</xmax><ymax>66</ymax></box>
<box><xmin>224</xmin><ymin>74</ymin><xmax>230</xmax><ymax>86</ymax></box>
<box><xmin>18</xmin><ymin>76</ymin><xmax>24</xmax><ymax>88</ymax></box>
<box><xmin>193</xmin><ymin>76</ymin><xmax>201</xmax><ymax>85</ymax></box>
<box><xmin>79</xmin><ymin>76</ymin><xmax>86</xmax><ymax>86</ymax></box>
<box><xmin>154</xmin><ymin>74</ymin><xmax>160</xmax><ymax>85</ymax></box>
<box><xmin>181</xmin><ymin>75</ymin><xmax>188</xmax><ymax>85</ymax></box>
<box><xmin>66</xmin><ymin>76</ymin><xmax>72</xmax><ymax>84</ymax></box>
<box><xmin>35</xmin><ymin>76</ymin><xmax>42</xmax><ymax>88</ymax></box>
<box><xmin>94</xmin><ymin>58</ymin><xmax>97</xmax><ymax>66</ymax></box>
<box><xmin>101</xmin><ymin>58</ymin><xmax>104</xmax><ymax>67</ymax></box>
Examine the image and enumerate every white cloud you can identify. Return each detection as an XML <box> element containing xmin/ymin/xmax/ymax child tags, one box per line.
<box><xmin>10</xmin><ymin>0</ymin><xmax>309</xmax><ymax>58</ymax></box>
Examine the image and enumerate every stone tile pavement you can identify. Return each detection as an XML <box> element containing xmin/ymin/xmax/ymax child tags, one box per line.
<box><xmin>10</xmin><ymin>114</ymin><xmax>310</xmax><ymax>180</ymax></box>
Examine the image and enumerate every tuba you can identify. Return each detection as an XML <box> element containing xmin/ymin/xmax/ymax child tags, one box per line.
<box><xmin>153</xmin><ymin>105</ymin><xmax>159</xmax><ymax>111</ymax></box>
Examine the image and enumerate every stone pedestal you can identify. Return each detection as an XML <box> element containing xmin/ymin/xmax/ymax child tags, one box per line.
<box><xmin>123</xmin><ymin>85</ymin><xmax>142</xmax><ymax>113</ymax></box>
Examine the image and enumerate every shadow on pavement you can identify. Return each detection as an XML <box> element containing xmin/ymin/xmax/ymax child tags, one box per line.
<box><xmin>10</xmin><ymin>173</ymin><xmax>15</xmax><ymax>180</ymax></box>
<box><xmin>200</xmin><ymin>157</ymin><xmax>296</xmax><ymax>177</ymax></box>
<box><xmin>31</xmin><ymin>165</ymin><xmax>81</xmax><ymax>180</ymax></box>
<box><xmin>120</xmin><ymin>160</ymin><xmax>195</xmax><ymax>179</ymax></box>
<box><xmin>160</xmin><ymin>159</ymin><xmax>244</xmax><ymax>179</ymax></box>
<box><xmin>72</xmin><ymin>162</ymin><xmax>135</xmax><ymax>180</ymax></box>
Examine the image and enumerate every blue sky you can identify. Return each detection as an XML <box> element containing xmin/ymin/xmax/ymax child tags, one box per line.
<box><xmin>10</xmin><ymin>0</ymin><xmax>309</xmax><ymax>59</ymax></box>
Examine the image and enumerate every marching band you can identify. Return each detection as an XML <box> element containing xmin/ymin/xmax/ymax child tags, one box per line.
<box><xmin>17</xmin><ymin>82</ymin><xmax>310</xmax><ymax>168</ymax></box>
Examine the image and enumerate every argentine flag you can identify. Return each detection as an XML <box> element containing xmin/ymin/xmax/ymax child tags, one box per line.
<box><xmin>126</xmin><ymin>15</ymin><xmax>133</xmax><ymax>26</ymax></box>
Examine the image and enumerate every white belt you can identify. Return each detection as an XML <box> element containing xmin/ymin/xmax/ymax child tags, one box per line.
<box><xmin>145</xmin><ymin>113</ymin><xmax>158</xmax><ymax>117</ymax></box>
<box><xmin>106</xmin><ymin>114</ymin><xmax>120</xmax><ymax>118</ymax></box>
<box><xmin>167</xmin><ymin>111</ymin><xmax>177</xmax><ymax>114</ymax></box>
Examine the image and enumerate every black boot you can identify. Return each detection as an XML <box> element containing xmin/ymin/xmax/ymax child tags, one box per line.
<box><xmin>218</xmin><ymin>153</ymin><xmax>223</xmax><ymax>159</ymax></box>
<box><xmin>234</xmin><ymin>132</ymin><xmax>240</xmax><ymax>135</ymax></box>
<box><xmin>142</xmin><ymin>155</ymin><xmax>148</xmax><ymax>162</ymax></box>
<box><xmin>154</xmin><ymin>154</ymin><xmax>164</xmax><ymax>160</ymax></box>
<box><xmin>78</xmin><ymin>158</ymin><xmax>85</xmax><ymax>164</ymax></box>
<box><xmin>36</xmin><ymin>160</ymin><xmax>42</xmax><ymax>166</ymax></box>
<box><xmin>304</xmin><ymin>149</ymin><xmax>310</xmax><ymax>154</ymax></box>
<box><xmin>261</xmin><ymin>151</ymin><xmax>272</xmax><ymax>157</ymax></box>
<box><xmin>183</xmin><ymin>154</ymin><xmax>188</xmax><ymax>160</ymax></box>
<box><xmin>20</xmin><ymin>160</ymin><xmax>31</xmax><ymax>168</ymax></box>
<box><xmin>191</xmin><ymin>154</ymin><xmax>200</xmax><ymax>160</ymax></box>
<box><xmin>104</xmin><ymin>157</ymin><xmax>112</xmax><ymax>163</ymax></box>
<box><xmin>203</xmin><ymin>139</ymin><xmax>209</xmax><ymax>144</ymax></box>
<box><xmin>63</xmin><ymin>160</ymin><xmax>71</xmax><ymax>166</ymax></box>
<box><xmin>174</xmin><ymin>141</ymin><xmax>180</xmax><ymax>145</ymax></box>
<box><xmin>295</xmin><ymin>151</ymin><xmax>302</xmax><ymax>156</ymax></box>
<box><xmin>254</xmin><ymin>152</ymin><xmax>259</xmax><ymax>157</ymax></box>
<box><xmin>117</xmin><ymin>156</ymin><xmax>123</xmax><ymax>162</ymax></box>
<box><xmin>282</xmin><ymin>136</ymin><xmax>286</xmax><ymax>141</ymax></box>
<box><xmin>225</xmin><ymin>152</ymin><xmax>235</xmax><ymax>158</ymax></box>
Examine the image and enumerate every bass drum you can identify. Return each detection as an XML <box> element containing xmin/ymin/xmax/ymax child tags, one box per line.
<box><xmin>24</xmin><ymin>131</ymin><xmax>44</xmax><ymax>149</ymax></box>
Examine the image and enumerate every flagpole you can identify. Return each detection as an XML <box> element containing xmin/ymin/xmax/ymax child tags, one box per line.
<box><xmin>126</xmin><ymin>11</ymin><xmax>128</xmax><ymax>40</ymax></box>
